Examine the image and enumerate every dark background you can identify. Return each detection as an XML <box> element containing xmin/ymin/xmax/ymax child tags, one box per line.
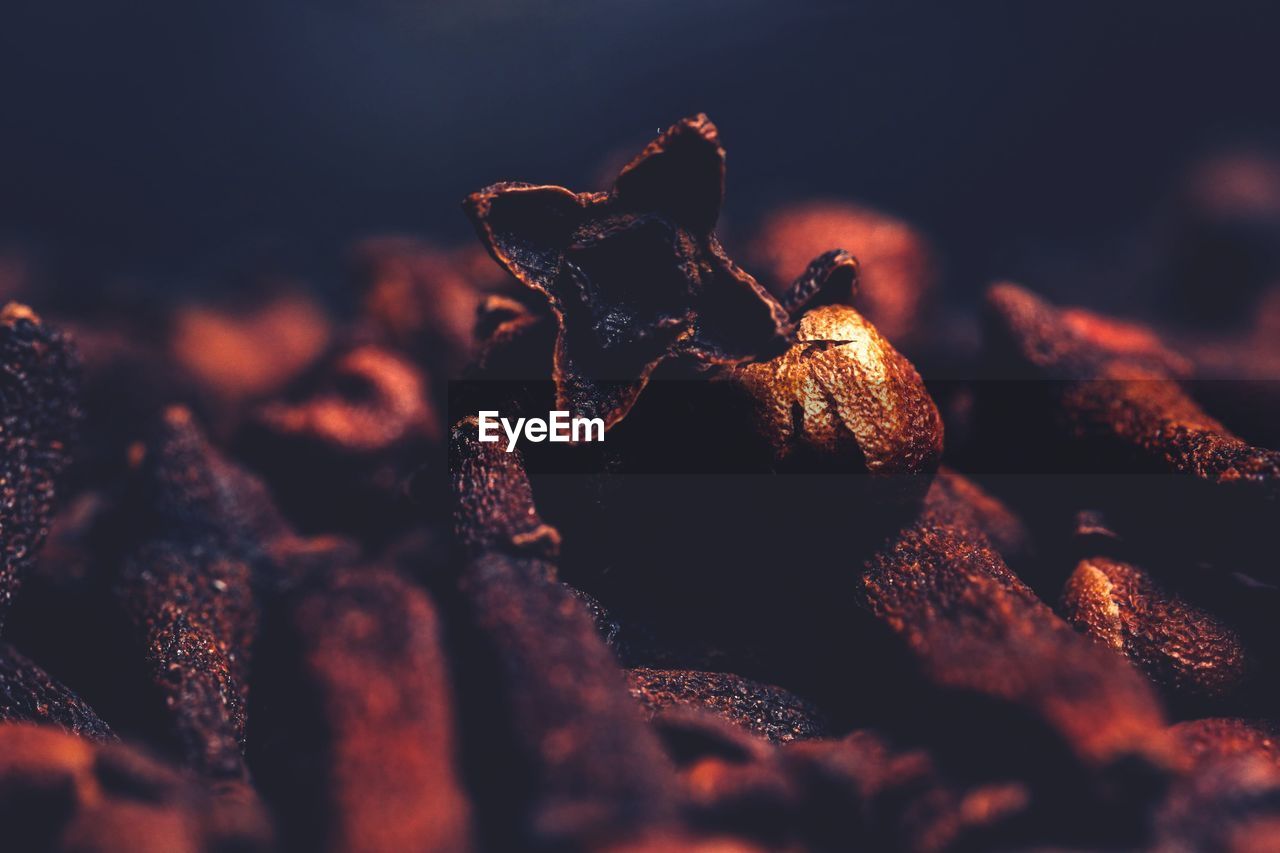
<box><xmin>3</xmin><ymin>0</ymin><xmax>1278</xmax><ymax>308</ymax></box>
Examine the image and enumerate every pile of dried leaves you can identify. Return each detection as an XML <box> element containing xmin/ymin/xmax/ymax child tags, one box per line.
<box><xmin>1</xmin><ymin>115</ymin><xmax>1278</xmax><ymax>852</ymax></box>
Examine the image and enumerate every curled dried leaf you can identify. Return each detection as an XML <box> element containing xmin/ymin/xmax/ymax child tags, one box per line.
<box><xmin>858</xmin><ymin>473</ymin><xmax>1172</xmax><ymax>778</ymax></box>
<box><xmin>985</xmin><ymin>282</ymin><xmax>1278</xmax><ymax>491</ymax></box>
<box><xmin>1062</xmin><ymin>520</ymin><xmax>1250</xmax><ymax>703</ymax></box>
<box><xmin>465</xmin><ymin>115</ymin><xmax>789</xmax><ymax>430</ymax></box>
<box><xmin>777</xmin><ymin>249</ymin><xmax>859</xmax><ymax>320</ymax></box>
<box><xmin>626</xmin><ymin>668</ymin><xmax>827</xmax><ymax>745</ymax></box>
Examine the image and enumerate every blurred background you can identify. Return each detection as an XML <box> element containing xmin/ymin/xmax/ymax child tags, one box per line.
<box><xmin>3</xmin><ymin>0</ymin><xmax>1279</xmax><ymax>314</ymax></box>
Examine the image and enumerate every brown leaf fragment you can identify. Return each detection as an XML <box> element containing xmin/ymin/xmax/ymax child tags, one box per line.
<box><xmin>0</xmin><ymin>303</ymin><xmax>81</xmax><ymax>631</ymax></box>
<box><xmin>724</xmin><ymin>303</ymin><xmax>944</xmax><ymax>476</ymax></box>
<box><xmin>0</xmin><ymin>643</ymin><xmax>114</xmax><ymax>741</ymax></box>
<box><xmin>626</xmin><ymin>668</ymin><xmax>827</xmax><ymax>745</ymax></box>
<box><xmin>1062</xmin><ymin>515</ymin><xmax>1250</xmax><ymax>703</ymax></box>
<box><xmin>858</xmin><ymin>473</ymin><xmax>1172</xmax><ymax>780</ymax></box>
<box><xmin>983</xmin><ymin>283</ymin><xmax>1280</xmax><ymax>579</ymax></box>
<box><xmin>252</xmin><ymin>568</ymin><xmax>473</xmax><ymax>853</ymax></box>
<box><xmin>985</xmin><ymin>282</ymin><xmax>1279</xmax><ymax>493</ymax></box>
<box><xmin>464</xmin><ymin>115</ymin><xmax>790</xmax><ymax>430</ymax></box>
<box><xmin>0</xmin><ymin>723</ymin><xmax>271</xmax><ymax>852</ymax></box>
<box><xmin>986</xmin><ymin>282</ymin><xmax>1194</xmax><ymax>379</ymax></box>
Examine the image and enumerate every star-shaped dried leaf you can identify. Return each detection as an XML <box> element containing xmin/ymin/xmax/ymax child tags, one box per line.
<box><xmin>465</xmin><ymin>114</ymin><xmax>790</xmax><ymax>429</ymax></box>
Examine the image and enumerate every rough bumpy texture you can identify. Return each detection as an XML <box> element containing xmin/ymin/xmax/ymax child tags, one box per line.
<box><xmin>725</xmin><ymin>303</ymin><xmax>943</xmax><ymax>475</ymax></box>
<box><xmin>0</xmin><ymin>723</ymin><xmax>271</xmax><ymax>852</ymax></box>
<box><xmin>0</xmin><ymin>303</ymin><xmax>80</xmax><ymax>630</ymax></box>
<box><xmin>465</xmin><ymin>114</ymin><xmax>790</xmax><ymax>430</ymax></box>
<box><xmin>924</xmin><ymin>468</ymin><xmax>1033</xmax><ymax>567</ymax></box>
<box><xmin>859</xmin><ymin>474</ymin><xmax>1170</xmax><ymax>773</ymax></box>
<box><xmin>985</xmin><ymin>282</ymin><xmax>1280</xmax><ymax>494</ymax></box>
<box><xmin>749</xmin><ymin>201</ymin><xmax>935</xmax><ymax>348</ymax></box>
<box><xmin>1063</xmin><ymin>555</ymin><xmax>1249</xmax><ymax>702</ymax></box>
<box><xmin>117</xmin><ymin>407</ymin><xmax>269</xmax><ymax>780</ymax></box>
<box><xmin>982</xmin><ymin>282</ymin><xmax>1280</xmax><ymax>582</ymax></box>
<box><xmin>253</xmin><ymin>568</ymin><xmax>473</xmax><ymax>853</ymax></box>
<box><xmin>0</xmin><ymin>643</ymin><xmax>113</xmax><ymax>741</ymax></box>
<box><xmin>626</xmin><ymin>668</ymin><xmax>827</xmax><ymax>744</ymax></box>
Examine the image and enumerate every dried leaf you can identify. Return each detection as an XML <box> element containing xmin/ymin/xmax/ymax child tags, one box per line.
<box><xmin>465</xmin><ymin>115</ymin><xmax>790</xmax><ymax>430</ymax></box>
